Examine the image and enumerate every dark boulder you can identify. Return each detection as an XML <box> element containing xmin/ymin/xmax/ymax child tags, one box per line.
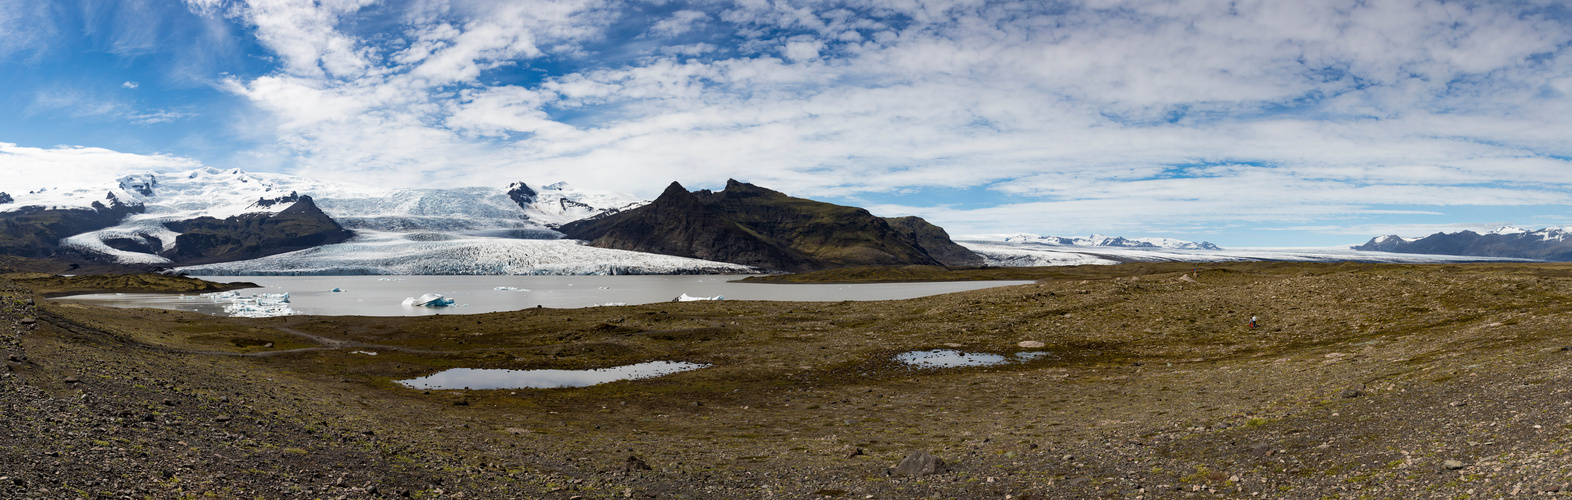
<box><xmin>890</xmin><ymin>450</ymin><xmax>947</xmax><ymax>476</ymax></box>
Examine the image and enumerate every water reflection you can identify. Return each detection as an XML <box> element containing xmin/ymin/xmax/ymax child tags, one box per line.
<box><xmin>894</xmin><ymin>349</ymin><xmax>1050</xmax><ymax>368</ymax></box>
<box><xmin>397</xmin><ymin>361</ymin><xmax>709</xmax><ymax>390</ymax></box>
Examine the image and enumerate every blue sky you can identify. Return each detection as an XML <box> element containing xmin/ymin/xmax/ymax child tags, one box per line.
<box><xmin>3</xmin><ymin>0</ymin><xmax>1572</xmax><ymax>247</ymax></box>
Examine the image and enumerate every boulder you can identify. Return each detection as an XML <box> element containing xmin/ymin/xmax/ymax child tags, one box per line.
<box><xmin>891</xmin><ymin>450</ymin><xmax>947</xmax><ymax>476</ymax></box>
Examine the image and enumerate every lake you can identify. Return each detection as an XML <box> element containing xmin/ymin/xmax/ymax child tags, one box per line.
<box><xmin>55</xmin><ymin>275</ymin><xmax>1035</xmax><ymax>317</ymax></box>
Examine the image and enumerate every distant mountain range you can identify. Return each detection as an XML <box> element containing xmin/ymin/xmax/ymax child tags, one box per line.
<box><xmin>1354</xmin><ymin>226</ymin><xmax>1572</xmax><ymax>261</ymax></box>
<box><xmin>0</xmin><ymin>168</ymin><xmax>665</xmax><ymax>274</ymax></box>
<box><xmin>559</xmin><ymin>180</ymin><xmax>981</xmax><ymax>272</ymax></box>
<box><xmin>0</xmin><ymin>169</ymin><xmax>981</xmax><ymax>274</ymax></box>
<box><xmin>5</xmin><ymin>167</ymin><xmax>1531</xmax><ymax>275</ymax></box>
<box><xmin>991</xmin><ymin>233</ymin><xmax>1221</xmax><ymax>250</ymax></box>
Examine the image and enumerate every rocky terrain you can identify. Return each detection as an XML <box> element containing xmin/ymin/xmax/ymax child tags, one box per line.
<box><xmin>163</xmin><ymin>196</ymin><xmax>353</xmax><ymax>265</ymax></box>
<box><xmin>0</xmin><ymin>197</ymin><xmax>143</xmax><ymax>260</ymax></box>
<box><xmin>6</xmin><ymin>262</ymin><xmax>1572</xmax><ymax>498</ymax></box>
<box><xmin>561</xmin><ymin>180</ymin><xmax>980</xmax><ymax>272</ymax></box>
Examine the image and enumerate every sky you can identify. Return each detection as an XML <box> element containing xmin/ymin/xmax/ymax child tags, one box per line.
<box><xmin>2</xmin><ymin>0</ymin><xmax>1571</xmax><ymax>247</ymax></box>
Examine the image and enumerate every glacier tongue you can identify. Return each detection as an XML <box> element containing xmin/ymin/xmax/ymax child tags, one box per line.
<box><xmin>174</xmin><ymin>231</ymin><xmax>759</xmax><ymax>276</ymax></box>
<box><xmin>5</xmin><ymin>167</ymin><xmax>654</xmax><ymax>269</ymax></box>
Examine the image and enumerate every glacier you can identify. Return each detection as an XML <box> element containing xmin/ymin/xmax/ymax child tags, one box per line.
<box><xmin>970</xmin><ymin>233</ymin><xmax>1222</xmax><ymax>250</ymax></box>
<box><xmin>3</xmin><ymin>167</ymin><xmax>668</xmax><ymax>273</ymax></box>
<box><xmin>960</xmin><ymin>240</ymin><xmax>1535</xmax><ymax>266</ymax></box>
<box><xmin>174</xmin><ymin>231</ymin><xmax>759</xmax><ymax>276</ymax></box>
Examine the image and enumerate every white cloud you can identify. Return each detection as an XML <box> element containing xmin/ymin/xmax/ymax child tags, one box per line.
<box><xmin>122</xmin><ymin>81</ymin><xmax>140</xmax><ymax>89</ymax></box>
<box><xmin>0</xmin><ymin>1</ymin><xmax>54</xmax><ymax>59</ymax></box>
<box><xmin>28</xmin><ymin>90</ymin><xmax>192</xmax><ymax>124</ymax></box>
<box><xmin>650</xmin><ymin>10</ymin><xmax>710</xmax><ymax>38</ymax></box>
<box><xmin>0</xmin><ymin>142</ymin><xmax>203</xmax><ymax>195</ymax></box>
<box><xmin>197</xmin><ymin>0</ymin><xmax>1572</xmax><ymax>238</ymax></box>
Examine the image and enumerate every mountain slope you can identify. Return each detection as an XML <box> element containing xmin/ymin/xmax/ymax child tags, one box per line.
<box><xmin>560</xmin><ymin>180</ymin><xmax>979</xmax><ymax>272</ymax></box>
<box><xmin>1</xmin><ymin>168</ymin><xmax>649</xmax><ymax>267</ymax></box>
<box><xmin>1354</xmin><ymin>226</ymin><xmax>1572</xmax><ymax>261</ymax></box>
<box><xmin>557</xmin><ymin>182</ymin><xmax>817</xmax><ymax>271</ymax></box>
<box><xmin>885</xmin><ymin>216</ymin><xmax>985</xmax><ymax>267</ymax></box>
<box><xmin>0</xmin><ymin>196</ymin><xmax>144</xmax><ymax>259</ymax></box>
<box><xmin>163</xmin><ymin>196</ymin><xmax>353</xmax><ymax>265</ymax></box>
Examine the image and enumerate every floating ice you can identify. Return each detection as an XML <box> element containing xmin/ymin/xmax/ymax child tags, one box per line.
<box><xmin>201</xmin><ymin>290</ymin><xmax>296</xmax><ymax>318</ymax></box>
<box><xmin>402</xmin><ymin>293</ymin><xmax>455</xmax><ymax>307</ymax></box>
<box><xmin>676</xmin><ymin>293</ymin><xmax>724</xmax><ymax>301</ymax></box>
<box><xmin>330</xmin><ymin>287</ymin><xmax>344</xmax><ymax>292</ymax></box>
<box><xmin>494</xmin><ymin>286</ymin><xmax>528</xmax><ymax>291</ymax></box>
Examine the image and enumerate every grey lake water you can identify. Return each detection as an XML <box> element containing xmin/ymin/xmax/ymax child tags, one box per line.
<box><xmin>396</xmin><ymin>361</ymin><xmax>711</xmax><ymax>390</ymax></box>
<box><xmin>56</xmin><ymin>275</ymin><xmax>1035</xmax><ymax>317</ymax></box>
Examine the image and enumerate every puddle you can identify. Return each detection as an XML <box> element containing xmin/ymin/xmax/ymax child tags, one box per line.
<box><xmin>396</xmin><ymin>361</ymin><xmax>709</xmax><ymax>390</ymax></box>
<box><xmin>894</xmin><ymin>349</ymin><xmax>1050</xmax><ymax>368</ymax></box>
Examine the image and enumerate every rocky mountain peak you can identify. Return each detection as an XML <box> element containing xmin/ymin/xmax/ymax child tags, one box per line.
<box><xmin>506</xmin><ymin>182</ymin><xmax>538</xmax><ymax>208</ymax></box>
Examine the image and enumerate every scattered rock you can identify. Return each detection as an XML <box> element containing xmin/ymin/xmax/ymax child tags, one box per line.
<box><xmin>453</xmin><ymin>400</ymin><xmax>469</xmax><ymax>406</ymax></box>
<box><xmin>844</xmin><ymin>448</ymin><xmax>864</xmax><ymax>459</ymax></box>
<box><xmin>1017</xmin><ymin>341</ymin><xmax>1045</xmax><ymax>348</ymax></box>
<box><xmin>1443</xmin><ymin>460</ymin><xmax>1465</xmax><ymax>470</ymax></box>
<box><xmin>63</xmin><ymin>376</ymin><xmax>80</xmax><ymax>384</ymax></box>
<box><xmin>18</xmin><ymin>318</ymin><xmax>35</xmax><ymax>325</ymax></box>
<box><xmin>1340</xmin><ymin>388</ymin><xmax>1364</xmax><ymax>398</ymax></box>
<box><xmin>1178</xmin><ymin>274</ymin><xmax>1198</xmax><ymax>283</ymax></box>
<box><xmin>215</xmin><ymin>415</ymin><xmax>232</xmax><ymax>423</ymax></box>
<box><xmin>623</xmin><ymin>455</ymin><xmax>652</xmax><ymax>473</ymax></box>
<box><xmin>890</xmin><ymin>450</ymin><xmax>947</xmax><ymax>476</ymax></box>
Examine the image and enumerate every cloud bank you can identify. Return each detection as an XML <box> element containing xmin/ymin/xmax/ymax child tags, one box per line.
<box><xmin>15</xmin><ymin>0</ymin><xmax>1572</xmax><ymax>243</ymax></box>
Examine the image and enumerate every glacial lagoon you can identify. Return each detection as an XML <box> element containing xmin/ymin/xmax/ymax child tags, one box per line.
<box><xmin>55</xmin><ymin>275</ymin><xmax>1035</xmax><ymax>317</ymax></box>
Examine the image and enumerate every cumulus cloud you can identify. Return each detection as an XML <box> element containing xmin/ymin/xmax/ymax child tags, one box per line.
<box><xmin>650</xmin><ymin>10</ymin><xmax>710</xmax><ymax>38</ymax></box>
<box><xmin>0</xmin><ymin>142</ymin><xmax>203</xmax><ymax>194</ymax></box>
<box><xmin>185</xmin><ymin>0</ymin><xmax>1572</xmax><ymax>239</ymax></box>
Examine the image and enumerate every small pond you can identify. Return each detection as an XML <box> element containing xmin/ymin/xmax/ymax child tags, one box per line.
<box><xmin>894</xmin><ymin>349</ymin><xmax>1049</xmax><ymax>368</ymax></box>
<box><xmin>397</xmin><ymin>361</ymin><xmax>709</xmax><ymax>390</ymax></box>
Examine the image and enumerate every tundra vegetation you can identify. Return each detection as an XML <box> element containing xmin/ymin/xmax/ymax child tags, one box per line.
<box><xmin>3</xmin><ymin>261</ymin><xmax>1572</xmax><ymax>498</ymax></box>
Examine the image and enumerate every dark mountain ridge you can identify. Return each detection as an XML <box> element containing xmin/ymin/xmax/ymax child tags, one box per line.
<box><xmin>560</xmin><ymin>180</ymin><xmax>982</xmax><ymax>272</ymax></box>
<box><xmin>1354</xmin><ymin>227</ymin><xmax>1572</xmax><ymax>261</ymax></box>
<box><xmin>0</xmin><ymin>195</ymin><xmax>145</xmax><ymax>260</ymax></box>
<box><xmin>163</xmin><ymin>196</ymin><xmax>353</xmax><ymax>265</ymax></box>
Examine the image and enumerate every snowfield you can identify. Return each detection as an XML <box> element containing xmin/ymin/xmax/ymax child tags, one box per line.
<box><xmin>175</xmin><ymin>232</ymin><xmax>759</xmax><ymax>276</ymax></box>
<box><xmin>2</xmin><ymin>167</ymin><xmax>650</xmax><ymax>269</ymax></box>
<box><xmin>961</xmin><ymin>241</ymin><xmax>1535</xmax><ymax>266</ymax></box>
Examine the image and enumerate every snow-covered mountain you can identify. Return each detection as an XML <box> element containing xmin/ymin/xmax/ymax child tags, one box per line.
<box><xmin>978</xmin><ymin>233</ymin><xmax>1222</xmax><ymax>250</ymax></box>
<box><xmin>1354</xmin><ymin>226</ymin><xmax>1572</xmax><ymax>261</ymax></box>
<box><xmin>960</xmin><ymin>241</ymin><xmax>1530</xmax><ymax>267</ymax></box>
<box><xmin>1</xmin><ymin>167</ymin><xmax>651</xmax><ymax>267</ymax></box>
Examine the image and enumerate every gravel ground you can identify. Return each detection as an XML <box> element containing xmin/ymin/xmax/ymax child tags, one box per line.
<box><xmin>5</xmin><ymin>263</ymin><xmax>1572</xmax><ymax>498</ymax></box>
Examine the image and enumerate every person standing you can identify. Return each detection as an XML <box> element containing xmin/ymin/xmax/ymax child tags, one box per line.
<box><xmin>1249</xmin><ymin>316</ymin><xmax>1258</xmax><ymax>329</ymax></box>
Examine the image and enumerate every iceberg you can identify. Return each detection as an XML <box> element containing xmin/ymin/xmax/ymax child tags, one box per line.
<box><xmin>330</xmin><ymin>287</ymin><xmax>344</xmax><ymax>292</ymax></box>
<box><xmin>200</xmin><ymin>290</ymin><xmax>296</xmax><ymax>318</ymax></box>
<box><xmin>675</xmin><ymin>294</ymin><xmax>724</xmax><ymax>302</ymax></box>
<box><xmin>402</xmin><ymin>293</ymin><xmax>456</xmax><ymax>307</ymax></box>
